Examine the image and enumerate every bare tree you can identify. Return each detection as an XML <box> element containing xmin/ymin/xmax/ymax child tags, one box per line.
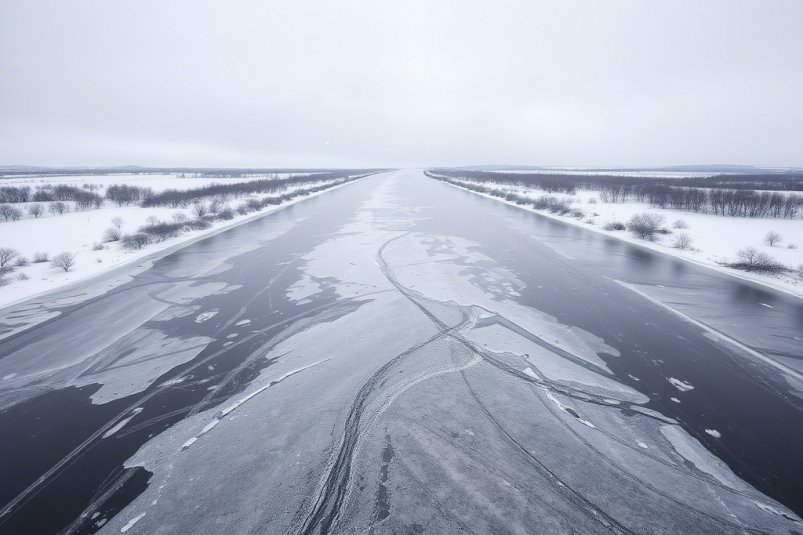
<box><xmin>27</xmin><ymin>204</ymin><xmax>44</xmax><ymax>218</ymax></box>
<box><xmin>764</xmin><ymin>231</ymin><xmax>782</xmax><ymax>246</ymax></box>
<box><xmin>191</xmin><ymin>202</ymin><xmax>208</xmax><ymax>218</ymax></box>
<box><xmin>672</xmin><ymin>232</ymin><xmax>693</xmax><ymax>250</ymax></box>
<box><xmin>0</xmin><ymin>204</ymin><xmax>22</xmax><ymax>221</ymax></box>
<box><xmin>732</xmin><ymin>247</ymin><xmax>785</xmax><ymax>272</ymax></box>
<box><xmin>0</xmin><ymin>248</ymin><xmax>18</xmax><ymax>267</ymax></box>
<box><xmin>49</xmin><ymin>201</ymin><xmax>68</xmax><ymax>215</ymax></box>
<box><xmin>111</xmin><ymin>216</ymin><xmax>125</xmax><ymax>229</ymax></box>
<box><xmin>51</xmin><ymin>252</ymin><xmax>76</xmax><ymax>272</ymax></box>
<box><xmin>627</xmin><ymin>213</ymin><xmax>665</xmax><ymax>241</ymax></box>
<box><xmin>103</xmin><ymin>227</ymin><xmax>122</xmax><ymax>242</ymax></box>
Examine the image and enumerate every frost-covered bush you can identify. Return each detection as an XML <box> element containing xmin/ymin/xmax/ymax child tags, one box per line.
<box><xmin>672</xmin><ymin>232</ymin><xmax>693</xmax><ymax>250</ymax></box>
<box><xmin>191</xmin><ymin>202</ymin><xmax>208</xmax><ymax>218</ymax></box>
<box><xmin>17</xmin><ymin>272</ymin><xmax>29</xmax><ymax>281</ymax></box>
<box><xmin>627</xmin><ymin>213</ymin><xmax>665</xmax><ymax>240</ymax></box>
<box><xmin>121</xmin><ymin>233</ymin><xmax>150</xmax><ymax>250</ymax></box>
<box><xmin>139</xmin><ymin>221</ymin><xmax>183</xmax><ymax>242</ymax></box>
<box><xmin>172</xmin><ymin>212</ymin><xmax>189</xmax><ymax>224</ymax></box>
<box><xmin>764</xmin><ymin>231</ymin><xmax>782</xmax><ymax>246</ymax></box>
<box><xmin>184</xmin><ymin>218</ymin><xmax>212</xmax><ymax>231</ymax></box>
<box><xmin>729</xmin><ymin>247</ymin><xmax>786</xmax><ymax>273</ymax></box>
<box><xmin>602</xmin><ymin>221</ymin><xmax>626</xmax><ymax>231</ymax></box>
<box><xmin>48</xmin><ymin>201</ymin><xmax>68</xmax><ymax>215</ymax></box>
<box><xmin>672</xmin><ymin>219</ymin><xmax>688</xmax><ymax>229</ymax></box>
<box><xmin>92</xmin><ymin>243</ymin><xmax>105</xmax><ymax>251</ymax></box>
<box><xmin>217</xmin><ymin>207</ymin><xmax>235</xmax><ymax>220</ymax></box>
<box><xmin>0</xmin><ymin>204</ymin><xmax>22</xmax><ymax>221</ymax></box>
<box><xmin>32</xmin><ymin>252</ymin><xmax>49</xmax><ymax>263</ymax></box>
<box><xmin>103</xmin><ymin>227</ymin><xmax>122</xmax><ymax>242</ymax></box>
<box><xmin>15</xmin><ymin>256</ymin><xmax>29</xmax><ymax>267</ymax></box>
<box><xmin>51</xmin><ymin>252</ymin><xmax>75</xmax><ymax>272</ymax></box>
<box><xmin>0</xmin><ymin>247</ymin><xmax>18</xmax><ymax>267</ymax></box>
<box><xmin>0</xmin><ymin>266</ymin><xmax>13</xmax><ymax>285</ymax></box>
<box><xmin>236</xmin><ymin>203</ymin><xmax>251</xmax><ymax>215</ymax></box>
<box><xmin>27</xmin><ymin>204</ymin><xmax>44</xmax><ymax>218</ymax></box>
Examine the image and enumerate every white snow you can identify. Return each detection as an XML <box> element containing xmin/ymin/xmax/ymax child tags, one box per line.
<box><xmin>119</xmin><ymin>512</ymin><xmax>146</xmax><ymax>532</ymax></box>
<box><xmin>194</xmin><ymin>310</ymin><xmax>219</xmax><ymax>323</ymax></box>
<box><xmin>668</xmin><ymin>377</ymin><xmax>695</xmax><ymax>392</ymax></box>
<box><xmin>0</xmin><ymin>174</ymin><xmax>360</xmax><ymax>309</ymax></box>
<box><xmin>705</xmin><ymin>428</ymin><xmax>722</xmax><ymax>438</ymax></box>
<box><xmin>102</xmin><ymin>408</ymin><xmax>144</xmax><ymax>439</ymax></box>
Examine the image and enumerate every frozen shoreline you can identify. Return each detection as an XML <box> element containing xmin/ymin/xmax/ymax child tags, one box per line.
<box><xmin>439</xmin><ymin>179</ymin><xmax>803</xmax><ymax>299</ymax></box>
<box><xmin>0</xmin><ymin>178</ymin><xmax>362</xmax><ymax>311</ymax></box>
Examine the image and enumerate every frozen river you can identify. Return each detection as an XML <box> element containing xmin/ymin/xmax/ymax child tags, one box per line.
<box><xmin>1</xmin><ymin>170</ymin><xmax>802</xmax><ymax>534</ymax></box>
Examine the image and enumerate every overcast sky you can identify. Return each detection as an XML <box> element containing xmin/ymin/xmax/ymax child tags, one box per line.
<box><xmin>1</xmin><ymin>1</ymin><xmax>801</xmax><ymax>168</ymax></box>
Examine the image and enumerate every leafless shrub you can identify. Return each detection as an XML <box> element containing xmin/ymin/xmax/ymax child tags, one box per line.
<box><xmin>672</xmin><ymin>232</ymin><xmax>693</xmax><ymax>250</ymax></box>
<box><xmin>27</xmin><ymin>204</ymin><xmax>44</xmax><ymax>218</ymax></box>
<box><xmin>138</xmin><ymin>221</ymin><xmax>183</xmax><ymax>242</ymax></box>
<box><xmin>0</xmin><ymin>247</ymin><xmax>18</xmax><ymax>267</ymax></box>
<box><xmin>15</xmin><ymin>256</ymin><xmax>29</xmax><ymax>267</ymax></box>
<box><xmin>184</xmin><ymin>218</ymin><xmax>212</xmax><ymax>231</ymax></box>
<box><xmin>729</xmin><ymin>247</ymin><xmax>786</xmax><ymax>273</ymax></box>
<box><xmin>0</xmin><ymin>266</ymin><xmax>13</xmax><ymax>285</ymax></box>
<box><xmin>32</xmin><ymin>252</ymin><xmax>49</xmax><ymax>263</ymax></box>
<box><xmin>103</xmin><ymin>227</ymin><xmax>122</xmax><ymax>242</ymax></box>
<box><xmin>788</xmin><ymin>243</ymin><xmax>797</xmax><ymax>249</ymax></box>
<box><xmin>48</xmin><ymin>201</ymin><xmax>68</xmax><ymax>215</ymax></box>
<box><xmin>627</xmin><ymin>213</ymin><xmax>665</xmax><ymax>240</ymax></box>
<box><xmin>764</xmin><ymin>231</ymin><xmax>782</xmax><ymax>246</ymax></box>
<box><xmin>218</xmin><ymin>206</ymin><xmax>234</xmax><ymax>220</ymax></box>
<box><xmin>17</xmin><ymin>272</ymin><xmax>29</xmax><ymax>281</ymax></box>
<box><xmin>587</xmin><ymin>198</ymin><xmax>597</xmax><ymax>204</ymax></box>
<box><xmin>121</xmin><ymin>233</ymin><xmax>150</xmax><ymax>250</ymax></box>
<box><xmin>51</xmin><ymin>252</ymin><xmax>76</xmax><ymax>272</ymax></box>
<box><xmin>672</xmin><ymin>219</ymin><xmax>688</xmax><ymax>229</ymax></box>
<box><xmin>172</xmin><ymin>212</ymin><xmax>189</xmax><ymax>223</ymax></box>
<box><xmin>92</xmin><ymin>243</ymin><xmax>105</xmax><ymax>251</ymax></box>
<box><xmin>111</xmin><ymin>216</ymin><xmax>125</xmax><ymax>229</ymax></box>
<box><xmin>191</xmin><ymin>202</ymin><xmax>208</xmax><ymax>218</ymax></box>
<box><xmin>602</xmin><ymin>220</ymin><xmax>626</xmax><ymax>231</ymax></box>
<box><xmin>0</xmin><ymin>204</ymin><xmax>22</xmax><ymax>221</ymax></box>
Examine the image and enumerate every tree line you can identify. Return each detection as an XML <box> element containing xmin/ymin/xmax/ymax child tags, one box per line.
<box><xmin>428</xmin><ymin>169</ymin><xmax>803</xmax><ymax>219</ymax></box>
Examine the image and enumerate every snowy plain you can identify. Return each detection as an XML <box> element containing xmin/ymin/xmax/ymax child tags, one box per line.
<box><xmin>442</xmin><ymin>178</ymin><xmax>803</xmax><ymax>297</ymax></box>
<box><xmin>0</xmin><ymin>173</ymin><xmax>358</xmax><ymax>309</ymax></box>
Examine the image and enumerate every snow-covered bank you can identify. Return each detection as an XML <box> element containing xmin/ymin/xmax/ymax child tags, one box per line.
<box><xmin>0</xmin><ymin>177</ymin><xmax>363</xmax><ymax>309</ymax></box>
<box><xmin>436</xmin><ymin>178</ymin><xmax>803</xmax><ymax>298</ymax></box>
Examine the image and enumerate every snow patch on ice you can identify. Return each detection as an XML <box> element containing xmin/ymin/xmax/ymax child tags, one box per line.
<box><xmin>668</xmin><ymin>377</ymin><xmax>694</xmax><ymax>392</ymax></box>
<box><xmin>103</xmin><ymin>408</ymin><xmax>143</xmax><ymax>439</ymax></box>
<box><xmin>120</xmin><ymin>512</ymin><xmax>146</xmax><ymax>532</ymax></box>
<box><xmin>194</xmin><ymin>310</ymin><xmax>219</xmax><ymax>323</ymax></box>
<box><xmin>705</xmin><ymin>428</ymin><xmax>721</xmax><ymax>438</ymax></box>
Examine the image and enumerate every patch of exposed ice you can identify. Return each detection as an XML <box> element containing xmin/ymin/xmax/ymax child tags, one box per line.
<box><xmin>660</xmin><ymin>425</ymin><xmax>743</xmax><ymax>487</ymax></box>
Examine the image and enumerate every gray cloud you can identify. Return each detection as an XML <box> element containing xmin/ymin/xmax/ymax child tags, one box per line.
<box><xmin>1</xmin><ymin>0</ymin><xmax>801</xmax><ymax>167</ymax></box>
